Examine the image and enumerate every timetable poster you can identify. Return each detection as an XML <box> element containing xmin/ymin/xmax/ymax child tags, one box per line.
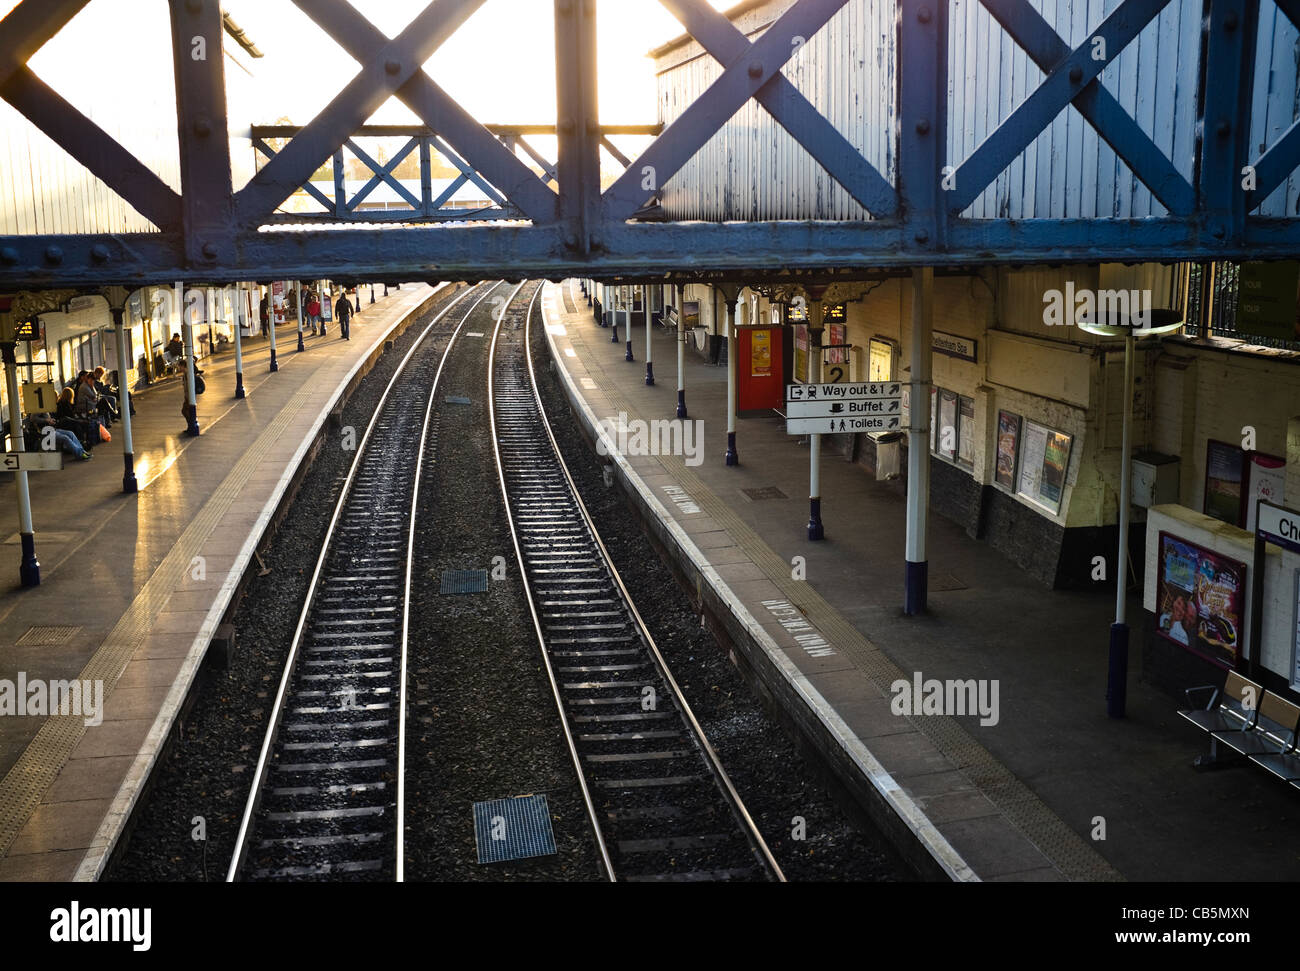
<box><xmin>1204</xmin><ymin>439</ymin><xmax>1245</xmax><ymax>526</ymax></box>
<box><xmin>996</xmin><ymin>410</ymin><xmax>1021</xmax><ymax>489</ymax></box>
<box><xmin>938</xmin><ymin>390</ymin><xmax>958</xmax><ymax>460</ymax></box>
<box><xmin>1156</xmin><ymin>533</ymin><xmax>1246</xmax><ymax>669</ymax></box>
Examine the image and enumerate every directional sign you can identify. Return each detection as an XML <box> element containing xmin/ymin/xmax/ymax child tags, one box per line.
<box><xmin>1258</xmin><ymin>501</ymin><xmax>1300</xmax><ymax>555</ymax></box>
<box><xmin>787</xmin><ymin>381</ymin><xmax>901</xmax><ymax>401</ymax></box>
<box><xmin>786</xmin><ymin>396</ymin><xmax>902</xmax><ymax>419</ymax></box>
<box><xmin>2</xmin><ymin>452</ymin><xmax>64</xmax><ymax>472</ymax></box>
<box><xmin>787</xmin><ymin>415</ymin><xmax>902</xmax><ymax>435</ymax></box>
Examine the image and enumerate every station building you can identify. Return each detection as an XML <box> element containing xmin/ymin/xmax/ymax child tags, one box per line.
<box><xmin>623</xmin><ymin>0</ymin><xmax>1300</xmax><ymax>698</ymax></box>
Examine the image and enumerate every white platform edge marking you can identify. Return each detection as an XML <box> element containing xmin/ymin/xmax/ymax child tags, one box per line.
<box><xmin>541</xmin><ymin>283</ymin><xmax>978</xmax><ymax>883</ymax></box>
<box><xmin>72</xmin><ymin>283</ymin><xmax>449</xmax><ymax>882</ymax></box>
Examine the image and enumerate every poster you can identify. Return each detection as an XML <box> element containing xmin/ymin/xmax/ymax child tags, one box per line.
<box><xmin>957</xmin><ymin>396</ymin><xmax>976</xmax><ymax>467</ymax></box>
<box><xmin>683</xmin><ymin>301</ymin><xmax>700</xmax><ymax>330</ymax></box>
<box><xmin>1016</xmin><ymin>420</ymin><xmax>1071</xmax><ymax>514</ymax></box>
<box><xmin>1203</xmin><ymin>440</ymin><xmax>1245</xmax><ymax>526</ymax></box>
<box><xmin>1156</xmin><ymin>532</ymin><xmax>1247</xmax><ymax>670</ymax></box>
<box><xmin>1245</xmin><ymin>453</ymin><xmax>1286</xmax><ymax>533</ymax></box>
<box><xmin>322</xmin><ymin>294</ymin><xmax>333</xmax><ymax>322</ymax></box>
<box><xmin>826</xmin><ymin>322</ymin><xmax>847</xmax><ymax>365</ymax></box>
<box><xmin>937</xmin><ymin>389</ymin><xmax>957</xmax><ymax>460</ymax></box>
<box><xmin>869</xmin><ymin>338</ymin><xmax>893</xmax><ymax>381</ymax></box>
<box><xmin>793</xmin><ymin>324</ymin><xmax>809</xmax><ymax>383</ymax></box>
<box><xmin>750</xmin><ymin>329</ymin><xmax>771</xmax><ymax>378</ymax></box>
<box><xmin>996</xmin><ymin>410</ymin><xmax>1021</xmax><ymax>489</ymax></box>
<box><xmin>271</xmin><ymin>281</ymin><xmax>287</xmax><ymax>325</ymax></box>
<box><xmin>1040</xmin><ymin>430</ymin><xmax>1072</xmax><ymax>507</ymax></box>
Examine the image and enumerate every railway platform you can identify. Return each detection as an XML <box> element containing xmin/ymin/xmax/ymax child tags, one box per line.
<box><xmin>540</xmin><ymin>280</ymin><xmax>1300</xmax><ymax>883</ymax></box>
<box><xmin>0</xmin><ymin>283</ymin><xmax>445</xmax><ymax>882</ymax></box>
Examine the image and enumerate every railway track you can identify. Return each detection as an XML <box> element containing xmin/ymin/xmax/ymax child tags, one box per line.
<box><xmin>490</xmin><ymin>283</ymin><xmax>786</xmax><ymax>882</ymax></box>
<box><xmin>226</xmin><ymin>281</ymin><xmax>503</xmax><ymax>882</ymax></box>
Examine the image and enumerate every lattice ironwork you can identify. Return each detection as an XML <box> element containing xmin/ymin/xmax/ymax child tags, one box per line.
<box><xmin>0</xmin><ymin>0</ymin><xmax>1298</xmax><ymax>289</ymax></box>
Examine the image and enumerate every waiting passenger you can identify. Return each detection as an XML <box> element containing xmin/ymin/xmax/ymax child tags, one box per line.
<box><xmin>166</xmin><ymin>333</ymin><xmax>184</xmax><ymax>360</ymax></box>
<box><xmin>74</xmin><ymin>371</ymin><xmax>98</xmax><ymax>418</ymax></box>
<box><xmin>93</xmin><ymin>367</ymin><xmax>118</xmax><ymax>424</ymax></box>
<box><xmin>25</xmin><ymin>413</ymin><xmax>90</xmax><ymax>460</ymax></box>
<box><xmin>55</xmin><ymin>386</ymin><xmax>76</xmax><ymax>421</ymax></box>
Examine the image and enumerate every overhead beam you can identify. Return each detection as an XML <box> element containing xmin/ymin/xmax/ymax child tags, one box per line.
<box><xmin>0</xmin><ymin>0</ymin><xmax>90</xmax><ymax>89</ymax></box>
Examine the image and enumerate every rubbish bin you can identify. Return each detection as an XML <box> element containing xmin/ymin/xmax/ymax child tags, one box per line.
<box><xmin>872</xmin><ymin>431</ymin><xmax>904</xmax><ymax>480</ymax></box>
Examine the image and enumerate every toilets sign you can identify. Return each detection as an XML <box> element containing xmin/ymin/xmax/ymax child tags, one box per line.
<box><xmin>786</xmin><ymin>382</ymin><xmax>901</xmax><ymax>435</ymax></box>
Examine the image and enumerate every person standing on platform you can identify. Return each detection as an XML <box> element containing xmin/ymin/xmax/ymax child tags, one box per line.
<box><xmin>336</xmin><ymin>290</ymin><xmax>353</xmax><ymax>341</ymax></box>
<box><xmin>307</xmin><ymin>290</ymin><xmax>321</xmax><ymax>336</ymax></box>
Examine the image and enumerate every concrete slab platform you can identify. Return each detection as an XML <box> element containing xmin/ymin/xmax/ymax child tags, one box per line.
<box><xmin>0</xmin><ymin>284</ymin><xmax>447</xmax><ymax>882</ymax></box>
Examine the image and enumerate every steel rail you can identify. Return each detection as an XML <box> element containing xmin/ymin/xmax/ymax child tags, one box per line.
<box><xmin>226</xmin><ymin>280</ymin><xmax>500</xmax><ymax>881</ymax></box>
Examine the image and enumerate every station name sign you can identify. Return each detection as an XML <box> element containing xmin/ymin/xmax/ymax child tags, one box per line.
<box><xmin>1258</xmin><ymin>501</ymin><xmax>1300</xmax><ymax>555</ymax></box>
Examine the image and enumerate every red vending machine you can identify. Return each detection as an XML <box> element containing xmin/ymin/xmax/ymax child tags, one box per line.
<box><xmin>736</xmin><ymin>326</ymin><xmax>784</xmax><ymax>411</ymax></box>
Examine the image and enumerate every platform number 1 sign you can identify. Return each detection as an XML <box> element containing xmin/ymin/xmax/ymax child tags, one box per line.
<box><xmin>21</xmin><ymin>382</ymin><xmax>56</xmax><ymax>416</ymax></box>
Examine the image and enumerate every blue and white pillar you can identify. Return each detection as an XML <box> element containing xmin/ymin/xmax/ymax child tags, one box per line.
<box><xmin>905</xmin><ymin>268</ymin><xmax>933</xmax><ymax>614</ymax></box>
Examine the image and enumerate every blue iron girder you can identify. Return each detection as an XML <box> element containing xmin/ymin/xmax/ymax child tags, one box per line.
<box><xmin>512</xmin><ymin>136</ymin><xmax>558</xmax><ymax>187</ymax></box>
<box><xmin>949</xmin><ymin>0</ymin><xmax>1172</xmax><ymax>214</ymax></box>
<box><xmin>169</xmin><ymin>0</ymin><xmax>233</xmax><ymax>266</ymax></box>
<box><xmin>0</xmin><ymin>0</ymin><xmax>89</xmax><ymax>88</ymax></box>
<box><xmin>978</xmin><ymin>0</ymin><xmax>1195</xmax><ymax>216</ymax></box>
<box><xmin>13</xmin><ymin>216</ymin><xmax>1300</xmax><ymax>291</ymax></box>
<box><xmin>333</xmin><ymin>149</ymin><xmax>346</xmax><ymax>217</ymax></box>
<box><xmin>419</xmin><ymin>138</ymin><xmax>434</xmax><ymax>215</ymax></box>
<box><xmin>236</xmin><ymin>0</ymin><xmax>486</xmax><ymax>226</ymax></box>
<box><xmin>655</xmin><ymin>0</ymin><xmax>896</xmax><ymax>218</ymax></box>
<box><xmin>2</xmin><ymin>67</ymin><xmax>181</xmax><ymax>232</ymax></box>
<box><xmin>553</xmin><ymin>0</ymin><xmax>601</xmax><ymax>254</ymax></box>
<box><xmin>603</xmin><ymin>0</ymin><xmax>850</xmax><ymax>222</ymax></box>
<box><xmin>253</xmin><ymin>139</ymin><xmax>335</xmax><ymax>212</ymax></box>
<box><xmin>345</xmin><ymin>137</ymin><xmax>422</xmax><ymax>211</ymax></box>
<box><xmin>428</xmin><ymin>134</ymin><xmax>509</xmax><ymax>208</ymax></box>
<box><xmin>302</xmin><ymin>0</ymin><xmax>557</xmax><ymax>225</ymax></box>
<box><xmin>1199</xmin><ymin>0</ymin><xmax>1258</xmax><ymax>240</ymax></box>
<box><xmin>1246</xmin><ymin>0</ymin><xmax>1300</xmax><ymax>210</ymax></box>
<box><xmin>898</xmin><ymin>0</ymin><xmax>947</xmax><ymax>250</ymax></box>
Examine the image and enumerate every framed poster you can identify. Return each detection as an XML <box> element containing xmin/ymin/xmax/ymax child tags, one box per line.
<box><xmin>929</xmin><ymin>386</ymin><xmax>937</xmax><ymax>452</ymax></box>
<box><xmin>826</xmin><ymin>323</ymin><xmax>847</xmax><ymax>365</ymax></box>
<box><xmin>1017</xmin><ymin>420</ymin><xmax>1072</xmax><ymax>514</ymax></box>
<box><xmin>869</xmin><ymin>338</ymin><xmax>894</xmax><ymax>381</ymax></box>
<box><xmin>1156</xmin><ymin>532</ymin><xmax>1247</xmax><ymax>670</ymax></box>
<box><xmin>957</xmin><ymin>395</ymin><xmax>976</xmax><ymax>468</ymax></box>
<box><xmin>937</xmin><ymin>389</ymin><xmax>957</xmax><ymax>460</ymax></box>
<box><xmin>1245</xmin><ymin>452</ymin><xmax>1286</xmax><ymax>533</ymax></box>
<box><xmin>750</xmin><ymin>329</ymin><xmax>772</xmax><ymax>378</ymax></box>
<box><xmin>995</xmin><ymin>410</ymin><xmax>1022</xmax><ymax>489</ymax></box>
<box><xmin>1292</xmin><ymin>569</ymin><xmax>1300</xmax><ymax>691</ymax></box>
<box><xmin>793</xmin><ymin>324</ymin><xmax>809</xmax><ymax>383</ymax></box>
<box><xmin>322</xmin><ymin>294</ymin><xmax>333</xmax><ymax>322</ymax></box>
<box><xmin>683</xmin><ymin>301</ymin><xmax>700</xmax><ymax>330</ymax></box>
<box><xmin>1204</xmin><ymin>439</ymin><xmax>1246</xmax><ymax>527</ymax></box>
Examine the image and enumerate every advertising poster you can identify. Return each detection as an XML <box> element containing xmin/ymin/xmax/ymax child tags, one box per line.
<box><xmin>996</xmin><ymin>410</ymin><xmax>1021</xmax><ymax>489</ymax></box>
<box><xmin>1040</xmin><ymin>430</ymin><xmax>1072</xmax><ymax>507</ymax></box>
<box><xmin>750</xmin><ymin>329</ymin><xmax>771</xmax><ymax>378</ymax></box>
<box><xmin>322</xmin><ymin>294</ymin><xmax>333</xmax><ymax>322</ymax></box>
<box><xmin>271</xmin><ymin>281</ymin><xmax>287</xmax><ymax>325</ymax></box>
<box><xmin>938</xmin><ymin>389</ymin><xmax>957</xmax><ymax>460</ymax></box>
<box><xmin>1204</xmin><ymin>439</ymin><xmax>1245</xmax><ymax>526</ymax></box>
<box><xmin>1156</xmin><ymin>532</ymin><xmax>1247</xmax><ymax>669</ymax></box>
<box><xmin>683</xmin><ymin>301</ymin><xmax>700</xmax><ymax>330</ymax></box>
<box><xmin>826</xmin><ymin>322</ymin><xmax>847</xmax><ymax>365</ymax></box>
<box><xmin>957</xmin><ymin>396</ymin><xmax>975</xmax><ymax>467</ymax></box>
<box><xmin>793</xmin><ymin>324</ymin><xmax>809</xmax><ymax>383</ymax></box>
<box><xmin>869</xmin><ymin>338</ymin><xmax>893</xmax><ymax>381</ymax></box>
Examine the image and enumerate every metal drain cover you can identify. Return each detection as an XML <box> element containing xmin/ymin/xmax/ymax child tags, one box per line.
<box><xmin>742</xmin><ymin>486</ymin><xmax>788</xmax><ymax>501</ymax></box>
<box><xmin>440</xmin><ymin>569</ymin><xmax>488</xmax><ymax>594</ymax></box>
<box><xmin>444</xmin><ymin>395</ymin><xmax>472</xmax><ymax>405</ymax></box>
<box><xmin>473</xmin><ymin>794</ymin><xmax>557</xmax><ymax>864</ymax></box>
<box><xmin>15</xmin><ymin>625</ymin><xmax>82</xmax><ymax>647</ymax></box>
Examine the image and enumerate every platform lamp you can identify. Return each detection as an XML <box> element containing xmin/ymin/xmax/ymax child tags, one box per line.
<box><xmin>1077</xmin><ymin>295</ymin><xmax>1184</xmax><ymax>719</ymax></box>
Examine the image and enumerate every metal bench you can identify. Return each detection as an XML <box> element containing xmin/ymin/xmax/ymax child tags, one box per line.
<box><xmin>1179</xmin><ymin>672</ymin><xmax>1300</xmax><ymax>779</ymax></box>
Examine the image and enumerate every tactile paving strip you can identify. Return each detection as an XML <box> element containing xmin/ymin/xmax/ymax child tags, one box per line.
<box><xmin>473</xmin><ymin>794</ymin><xmax>557</xmax><ymax>864</ymax></box>
<box><xmin>0</xmin><ymin>391</ymin><xmax>312</xmax><ymax>857</ymax></box>
<box><xmin>582</xmin><ymin>333</ymin><xmax>1122</xmax><ymax>883</ymax></box>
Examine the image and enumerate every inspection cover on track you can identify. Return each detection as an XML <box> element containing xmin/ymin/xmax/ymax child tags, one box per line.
<box><xmin>444</xmin><ymin>395</ymin><xmax>472</xmax><ymax>405</ymax></box>
<box><xmin>741</xmin><ymin>486</ymin><xmax>788</xmax><ymax>501</ymax></box>
<box><xmin>473</xmin><ymin>795</ymin><xmax>557</xmax><ymax>864</ymax></box>
<box><xmin>440</xmin><ymin>569</ymin><xmax>488</xmax><ymax>594</ymax></box>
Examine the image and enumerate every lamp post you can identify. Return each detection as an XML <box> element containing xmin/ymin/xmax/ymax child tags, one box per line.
<box><xmin>1077</xmin><ymin>309</ymin><xmax>1183</xmax><ymax>718</ymax></box>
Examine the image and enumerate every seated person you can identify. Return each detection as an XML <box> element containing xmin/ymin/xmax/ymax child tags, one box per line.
<box><xmin>55</xmin><ymin>385</ymin><xmax>96</xmax><ymax>450</ymax></box>
<box><xmin>25</xmin><ymin>413</ymin><xmax>91</xmax><ymax>460</ymax></box>
<box><xmin>74</xmin><ymin>371</ymin><xmax>98</xmax><ymax>418</ymax></box>
<box><xmin>92</xmin><ymin>366</ymin><xmax>118</xmax><ymax>424</ymax></box>
<box><xmin>166</xmin><ymin>334</ymin><xmax>184</xmax><ymax>362</ymax></box>
<box><xmin>55</xmin><ymin>386</ymin><xmax>76</xmax><ymax>421</ymax></box>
